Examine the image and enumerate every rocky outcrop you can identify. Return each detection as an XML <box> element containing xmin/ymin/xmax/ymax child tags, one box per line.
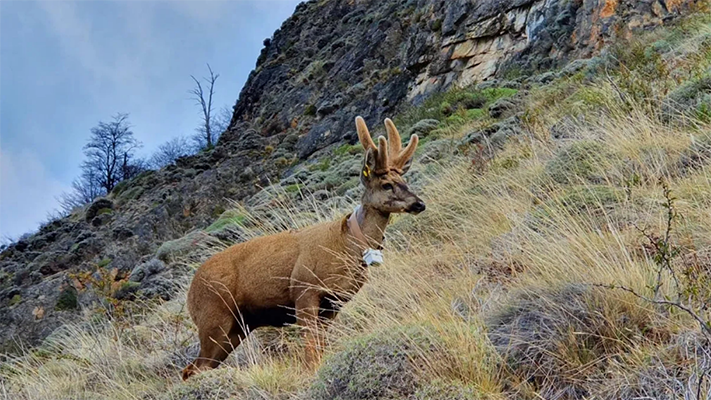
<box><xmin>0</xmin><ymin>0</ymin><xmax>697</xmax><ymax>353</ymax></box>
<box><xmin>232</xmin><ymin>0</ymin><xmax>697</xmax><ymax>159</ymax></box>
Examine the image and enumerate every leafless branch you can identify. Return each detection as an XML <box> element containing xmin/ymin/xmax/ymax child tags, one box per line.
<box><xmin>593</xmin><ymin>283</ymin><xmax>711</xmax><ymax>340</ymax></box>
<box><xmin>190</xmin><ymin>64</ymin><xmax>220</xmax><ymax>148</ymax></box>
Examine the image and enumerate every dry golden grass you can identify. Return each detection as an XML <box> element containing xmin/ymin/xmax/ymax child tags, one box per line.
<box><xmin>3</xmin><ymin>13</ymin><xmax>711</xmax><ymax>400</ymax></box>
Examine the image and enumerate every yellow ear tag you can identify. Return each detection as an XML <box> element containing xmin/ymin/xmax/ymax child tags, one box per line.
<box><xmin>363</xmin><ymin>166</ymin><xmax>370</xmax><ymax>177</ymax></box>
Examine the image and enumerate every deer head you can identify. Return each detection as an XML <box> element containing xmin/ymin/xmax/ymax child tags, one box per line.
<box><xmin>355</xmin><ymin>116</ymin><xmax>426</xmax><ymax>215</ymax></box>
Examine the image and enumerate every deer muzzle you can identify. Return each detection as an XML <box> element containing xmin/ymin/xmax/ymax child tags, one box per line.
<box><xmin>406</xmin><ymin>199</ymin><xmax>426</xmax><ymax>214</ymax></box>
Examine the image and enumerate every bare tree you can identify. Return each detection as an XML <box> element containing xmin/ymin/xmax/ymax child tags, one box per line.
<box><xmin>190</xmin><ymin>64</ymin><xmax>220</xmax><ymax>149</ymax></box>
<box><xmin>149</xmin><ymin>136</ymin><xmax>193</xmax><ymax>169</ymax></box>
<box><xmin>212</xmin><ymin>105</ymin><xmax>233</xmax><ymax>137</ymax></box>
<box><xmin>83</xmin><ymin>113</ymin><xmax>141</xmax><ymax>193</ymax></box>
<box><xmin>121</xmin><ymin>155</ymin><xmax>148</xmax><ymax>181</ymax></box>
<box><xmin>56</xmin><ymin>168</ymin><xmax>105</xmax><ymax>214</ymax></box>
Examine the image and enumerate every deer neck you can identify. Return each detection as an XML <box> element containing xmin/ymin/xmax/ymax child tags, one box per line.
<box><xmin>351</xmin><ymin>204</ymin><xmax>390</xmax><ymax>249</ymax></box>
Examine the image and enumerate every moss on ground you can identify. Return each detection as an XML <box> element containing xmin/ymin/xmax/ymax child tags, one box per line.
<box><xmin>97</xmin><ymin>258</ymin><xmax>112</xmax><ymax>268</ymax></box>
<box><xmin>285</xmin><ymin>184</ymin><xmax>303</xmax><ymax>193</ymax></box>
<box><xmin>155</xmin><ymin>231</ymin><xmax>207</xmax><ymax>262</ymax></box>
<box><xmin>206</xmin><ymin>210</ymin><xmax>246</xmax><ymax>233</ymax></box>
<box><xmin>334</xmin><ymin>143</ymin><xmax>363</xmax><ymax>157</ymax></box>
<box><xmin>396</xmin><ymin>86</ymin><xmax>518</xmax><ymax>130</ymax></box>
<box><xmin>9</xmin><ymin>294</ymin><xmax>21</xmax><ymax>306</ymax></box>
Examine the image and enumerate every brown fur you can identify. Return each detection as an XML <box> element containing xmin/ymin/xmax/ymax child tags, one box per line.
<box><xmin>181</xmin><ymin>117</ymin><xmax>424</xmax><ymax>380</ymax></box>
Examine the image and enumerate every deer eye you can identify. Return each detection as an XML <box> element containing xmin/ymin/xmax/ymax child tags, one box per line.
<box><xmin>382</xmin><ymin>183</ymin><xmax>394</xmax><ymax>191</ymax></box>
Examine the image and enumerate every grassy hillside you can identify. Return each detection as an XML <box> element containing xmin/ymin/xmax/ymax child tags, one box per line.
<box><xmin>2</xmin><ymin>11</ymin><xmax>711</xmax><ymax>400</ymax></box>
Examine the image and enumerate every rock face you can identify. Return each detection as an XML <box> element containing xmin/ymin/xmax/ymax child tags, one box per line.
<box><xmin>232</xmin><ymin>0</ymin><xmax>696</xmax><ymax>158</ymax></box>
<box><xmin>0</xmin><ymin>0</ymin><xmax>696</xmax><ymax>353</ymax></box>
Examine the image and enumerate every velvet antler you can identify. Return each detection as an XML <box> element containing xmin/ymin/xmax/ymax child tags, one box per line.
<box><xmin>384</xmin><ymin>118</ymin><xmax>418</xmax><ymax>171</ymax></box>
<box><xmin>356</xmin><ymin>116</ymin><xmax>389</xmax><ymax>171</ymax></box>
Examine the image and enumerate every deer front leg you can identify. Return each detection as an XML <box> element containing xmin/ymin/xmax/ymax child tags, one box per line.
<box><xmin>295</xmin><ymin>292</ymin><xmax>323</xmax><ymax>367</ymax></box>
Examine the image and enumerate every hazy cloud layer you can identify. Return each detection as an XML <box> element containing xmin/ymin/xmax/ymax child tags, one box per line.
<box><xmin>0</xmin><ymin>147</ymin><xmax>70</xmax><ymax>239</ymax></box>
<box><xmin>0</xmin><ymin>0</ymin><xmax>301</xmax><ymax>239</ymax></box>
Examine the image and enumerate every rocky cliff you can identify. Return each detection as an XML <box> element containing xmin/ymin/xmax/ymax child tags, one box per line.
<box><xmin>0</xmin><ymin>0</ymin><xmax>697</xmax><ymax>353</ymax></box>
<box><xmin>233</xmin><ymin>0</ymin><xmax>695</xmax><ymax>158</ymax></box>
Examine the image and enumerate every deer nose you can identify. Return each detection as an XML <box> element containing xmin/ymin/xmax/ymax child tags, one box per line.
<box><xmin>408</xmin><ymin>201</ymin><xmax>426</xmax><ymax>214</ymax></box>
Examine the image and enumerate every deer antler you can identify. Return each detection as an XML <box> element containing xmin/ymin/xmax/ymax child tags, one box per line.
<box><xmin>384</xmin><ymin>118</ymin><xmax>418</xmax><ymax>171</ymax></box>
<box><xmin>356</xmin><ymin>116</ymin><xmax>390</xmax><ymax>171</ymax></box>
<box><xmin>355</xmin><ymin>116</ymin><xmax>376</xmax><ymax>152</ymax></box>
<box><xmin>384</xmin><ymin>118</ymin><xmax>401</xmax><ymax>159</ymax></box>
<box><xmin>376</xmin><ymin>136</ymin><xmax>389</xmax><ymax>170</ymax></box>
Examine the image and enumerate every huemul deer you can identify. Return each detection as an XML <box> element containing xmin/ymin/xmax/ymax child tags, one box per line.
<box><xmin>181</xmin><ymin>116</ymin><xmax>425</xmax><ymax>380</ymax></box>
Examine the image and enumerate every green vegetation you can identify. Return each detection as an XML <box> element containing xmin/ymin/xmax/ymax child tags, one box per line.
<box><xmin>396</xmin><ymin>86</ymin><xmax>519</xmax><ymax>138</ymax></box>
<box><xmin>155</xmin><ymin>231</ymin><xmax>208</xmax><ymax>262</ymax></box>
<box><xmin>336</xmin><ymin>177</ymin><xmax>360</xmax><ymax>195</ymax></box>
<box><xmin>309</xmin><ymin>325</ymin><xmax>439</xmax><ymax>400</ymax></box>
<box><xmin>116</xmin><ymin>186</ymin><xmax>144</xmax><ymax>203</ymax></box>
<box><xmin>284</xmin><ymin>184</ymin><xmax>303</xmax><ymax>193</ymax></box>
<box><xmin>9</xmin><ymin>294</ymin><xmax>21</xmax><ymax>306</ymax></box>
<box><xmin>308</xmin><ymin>158</ymin><xmax>331</xmax><ymax>172</ymax></box>
<box><xmin>110</xmin><ymin>180</ymin><xmax>129</xmax><ymax>197</ymax></box>
<box><xmin>54</xmin><ymin>287</ymin><xmax>78</xmax><ymax>311</ymax></box>
<box><xmin>97</xmin><ymin>258</ymin><xmax>112</xmax><ymax>268</ymax></box>
<box><xmin>334</xmin><ymin>143</ymin><xmax>363</xmax><ymax>156</ymax></box>
<box><xmin>206</xmin><ymin>210</ymin><xmax>246</xmax><ymax>233</ymax></box>
<box><xmin>304</xmin><ymin>104</ymin><xmax>317</xmax><ymax>116</ymax></box>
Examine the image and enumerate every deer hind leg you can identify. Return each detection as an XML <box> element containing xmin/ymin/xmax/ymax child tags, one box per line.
<box><xmin>181</xmin><ymin>316</ymin><xmax>246</xmax><ymax>380</ymax></box>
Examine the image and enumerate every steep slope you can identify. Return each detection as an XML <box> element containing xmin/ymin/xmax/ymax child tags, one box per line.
<box><xmin>2</xmin><ymin>3</ymin><xmax>711</xmax><ymax>399</ymax></box>
<box><xmin>0</xmin><ymin>0</ymin><xmax>697</xmax><ymax>353</ymax></box>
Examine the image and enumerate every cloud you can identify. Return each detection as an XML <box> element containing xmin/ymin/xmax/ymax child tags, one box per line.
<box><xmin>37</xmin><ymin>2</ymin><xmax>160</xmax><ymax>95</ymax></box>
<box><xmin>0</xmin><ymin>0</ymin><xmax>303</xmax><ymax>240</ymax></box>
<box><xmin>0</xmin><ymin>147</ymin><xmax>70</xmax><ymax>240</ymax></box>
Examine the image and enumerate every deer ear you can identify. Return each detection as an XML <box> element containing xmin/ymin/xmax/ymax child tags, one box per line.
<box><xmin>361</xmin><ymin>148</ymin><xmax>377</xmax><ymax>185</ymax></box>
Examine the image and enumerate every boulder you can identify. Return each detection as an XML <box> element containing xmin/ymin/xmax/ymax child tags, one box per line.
<box><xmin>85</xmin><ymin>198</ymin><xmax>113</xmax><ymax>222</ymax></box>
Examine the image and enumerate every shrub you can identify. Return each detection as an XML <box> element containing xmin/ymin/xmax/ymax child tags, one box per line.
<box><xmin>336</xmin><ymin>177</ymin><xmax>360</xmax><ymax>195</ymax></box>
<box><xmin>544</xmin><ymin>140</ymin><xmax>610</xmax><ymax>184</ymax></box>
<box><xmin>309</xmin><ymin>158</ymin><xmax>331</xmax><ymax>172</ymax></box>
<box><xmin>308</xmin><ymin>325</ymin><xmax>440</xmax><ymax>400</ymax></box>
<box><xmin>480</xmin><ymin>88</ymin><xmax>518</xmax><ymax>102</ymax></box>
<box><xmin>304</xmin><ymin>104</ymin><xmax>317</xmax><ymax>116</ymax></box>
<box><xmin>112</xmin><ymin>281</ymin><xmax>140</xmax><ymax>300</ymax></box>
<box><xmin>96</xmin><ymin>208</ymin><xmax>113</xmax><ymax>216</ymax></box>
<box><xmin>55</xmin><ymin>286</ymin><xmax>78</xmax><ymax>311</ymax></box>
<box><xmin>663</xmin><ymin>73</ymin><xmax>711</xmax><ymax>121</ymax></box>
<box><xmin>553</xmin><ymin>185</ymin><xmax>621</xmax><ymax>212</ymax></box>
<box><xmin>487</xmin><ymin>284</ymin><xmax>667</xmax><ymax>398</ymax></box>
<box><xmin>155</xmin><ymin>231</ymin><xmax>209</xmax><ymax>262</ymax></box>
<box><xmin>117</xmin><ymin>186</ymin><xmax>144</xmax><ymax>203</ymax></box>
<box><xmin>111</xmin><ymin>180</ymin><xmax>129</xmax><ymax>196</ymax></box>
<box><xmin>407</xmin><ymin>119</ymin><xmax>441</xmax><ymax>138</ymax></box>
<box><xmin>527</xmin><ymin>185</ymin><xmax>623</xmax><ymax>230</ymax></box>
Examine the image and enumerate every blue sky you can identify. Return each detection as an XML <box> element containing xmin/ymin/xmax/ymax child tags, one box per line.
<box><xmin>0</xmin><ymin>0</ymin><xmax>301</xmax><ymax>240</ymax></box>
